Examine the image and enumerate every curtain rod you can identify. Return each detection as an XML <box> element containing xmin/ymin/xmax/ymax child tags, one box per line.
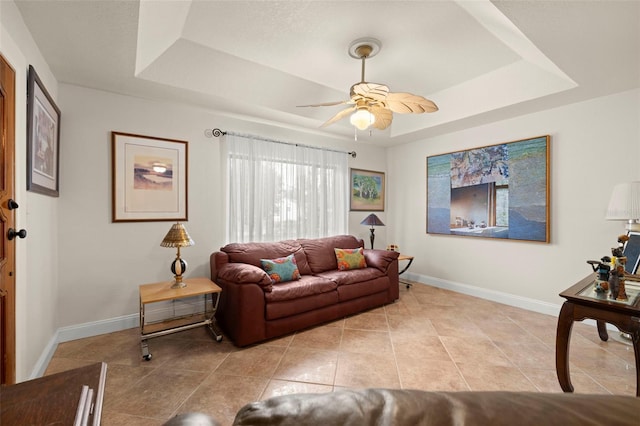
<box><xmin>205</xmin><ymin>128</ymin><xmax>357</xmax><ymax>158</ymax></box>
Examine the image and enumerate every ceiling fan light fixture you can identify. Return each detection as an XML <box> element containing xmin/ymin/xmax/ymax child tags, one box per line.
<box><xmin>350</xmin><ymin>108</ymin><xmax>375</xmax><ymax>130</ymax></box>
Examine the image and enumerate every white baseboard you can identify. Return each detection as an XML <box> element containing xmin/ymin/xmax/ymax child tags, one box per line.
<box><xmin>404</xmin><ymin>272</ymin><xmax>562</xmax><ymax>316</ymax></box>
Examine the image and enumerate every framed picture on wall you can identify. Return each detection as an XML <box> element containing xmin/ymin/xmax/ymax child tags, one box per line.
<box><xmin>111</xmin><ymin>132</ymin><xmax>189</xmax><ymax>222</ymax></box>
<box><xmin>27</xmin><ymin>65</ymin><xmax>61</xmax><ymax>197</ymax></box>
<box><xmin>426</xmin><ymin>135</ymin><xmax>550</xmax><ymax>242</ymax></box>
<box><xmin>350</xmin><ymin>168</ymin><xmax>385</xmax><ymax>211</ymax></box>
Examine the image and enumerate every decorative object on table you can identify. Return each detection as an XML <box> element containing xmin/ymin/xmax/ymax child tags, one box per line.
<box><xmin>111</xmin><ymin>131</ymin><xmax>188</xmax><ymax>222</ymax></box>
<box><xmin>586</xmin><ymin>257</ymin><xmax>611</xmax><ymax>293</ymax></box>
<box><xmin>610</xmin><ymin>235</ymin><xmax>629</xmax><ymax>301</ymax></box>
<box><xmin>350</xmin><ymin>168</ymin><xmax>385</xmax><ymax>211</ymax></box>
<box><xmin>27</xmin><ymin>65</ymin><xmax>61</xmax><ymax>197</ymax></box>
<box><xmin>427</xmin><ymin>135</ymin><xmax>550</xmax><ymax>242</ymax></box>
<box><xmin>160</xmin><ymin>222</ymin><xmax>194</xmax><ymax>288</ymax></box>
<box><xmin>386</xmin><ymin>244</ymin><xmax>399</xmax><ymax>252</ymax></box>
<box><xmin>360</xmin><ymin>213</ymin><xmax>385</xmax><ymax>249</ymax></box>
<box><xmin>606</xmin><ymin>181</ymin><xmax>640</xmax><ymax>232</ymax></box>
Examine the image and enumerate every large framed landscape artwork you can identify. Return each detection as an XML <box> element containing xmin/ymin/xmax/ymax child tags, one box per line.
<box><xmin>427</xmin><ymin>135</ymin><xmax>550</xmax><ymax>242</ymax></box>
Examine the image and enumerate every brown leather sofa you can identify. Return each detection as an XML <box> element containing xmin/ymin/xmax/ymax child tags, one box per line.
<box><xmin>231</xmin><ymin>388</ymin><xmax>640</xmax><ymax>425</ymax></box>
<box><xmin>210</xmin><ymin>235</ymin><xmax>399</xmax><ymax>347</ymax></box>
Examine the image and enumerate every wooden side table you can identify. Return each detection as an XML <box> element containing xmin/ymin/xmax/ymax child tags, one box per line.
<box><xmin>556</xmin><ymin>273</ymin><xmax>640</xmax><ymax>396</ymax></box>
<box><xmin>139</xmin><ymin>277</ymin><xmax>222</xmax><ymax>360</ymax></box>
<box><xmin>398</xmin><ymin>254</ymin><xmax>414</xmax><ymax>289</ymax></box>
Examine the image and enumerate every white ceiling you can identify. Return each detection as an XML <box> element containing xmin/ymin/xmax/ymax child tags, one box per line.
<box><xmin>14</xmin><ymin>0</ymin><xmax>640</xmax><ymax>146</ymax></box>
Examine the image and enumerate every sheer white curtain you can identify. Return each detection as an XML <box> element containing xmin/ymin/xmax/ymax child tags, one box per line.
<box><xmin>226</xmin><ymin>134</ymin><xmax>349</xmax><ymax>242</ymax></box>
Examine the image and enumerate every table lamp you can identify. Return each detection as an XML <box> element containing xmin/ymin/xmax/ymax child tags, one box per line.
<box><xmin>160</xmin><ymin>222</ymin><xmax>195</xmax><ymax>288</ymax></box>
<box><xmin>606</xmin><ymin>182</ymin><xmax>640</xmax><ymax>232</ymax></box>
<box><xmin>360</xmin><ymin>213</ymin><xmax>385</xmax><ymax>249</ymax></box>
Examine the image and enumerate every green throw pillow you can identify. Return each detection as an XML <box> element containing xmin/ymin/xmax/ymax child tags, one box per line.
<box><xmin>335</xmin><ymin>247</ymin><xmax>367</xmax><ymax>271</ymax></box>
<box><xmin>260</xmin><ymin>254</ymin><xmax>301</xmax><ymax>283</ymax></box>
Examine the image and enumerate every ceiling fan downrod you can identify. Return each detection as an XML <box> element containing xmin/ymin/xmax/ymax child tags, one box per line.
<box><xmin>355</xmin><ymin>44</ymin><xmax>373</xmax><ymax>83</ymax></box>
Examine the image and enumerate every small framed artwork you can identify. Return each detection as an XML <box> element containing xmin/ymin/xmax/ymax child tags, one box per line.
<box><xmin>112</xmin><ymin>132</ymin><xmax>188</xmax><ymax>222</ymax></box>
<box><xmin>623</xmin><ymin>231</ymin><xmax>640</xmax><ymax>274</ymax></box>
<box><xmin>350</xmin><ymin>168</ymin><xmax>385</xmax><ymax>211</ymax></box>
<box><xmin>427</xmin><ymin>135</ymin><xmax>550</xmax><ymax>242</ymax></box>
<box><xmin>27</xmin><ymin>65</ymin><xmax>61</xmax><ymax>197</ymax></box>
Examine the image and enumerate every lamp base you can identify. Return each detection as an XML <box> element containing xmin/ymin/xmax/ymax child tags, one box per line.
<box><xmin>171</xmin><ymin>275</ymin><xmax>186</xmax><ymax>289</ymax></box>
<box><xmin>170</xmin><ymin>257</ymin><xmax>188</xmax><ymax>288</ymax></box>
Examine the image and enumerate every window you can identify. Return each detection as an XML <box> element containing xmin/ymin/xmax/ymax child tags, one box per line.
<box><xmin>226</xmin><ymin>134</ymin><xmax>349</xmax><ymax>242</ymax></box>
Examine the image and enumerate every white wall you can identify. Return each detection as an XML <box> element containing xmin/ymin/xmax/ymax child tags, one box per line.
<box><xmin>1</xmin><ymin>1</ymin><xmax>60</xmax><ymax>382</ymax></box>
<box><xmin>388</xmin><ymin>88</ymin><xmax>640</xmax><ymax>308</ymax></box>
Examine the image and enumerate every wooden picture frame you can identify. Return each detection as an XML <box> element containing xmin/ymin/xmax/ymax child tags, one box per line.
<box><xmin>111</xmin><ymin>132</ymin><xmax>188</xmax><ymax>222</ymax></box>
<box><xmin>27</xmin><ymin>65</ymin><xmax>60</xmax><ymax>197</ymax></box>
<box><xmin>427</xmin><ymin>135</ymin><xmax>550</xmax><ymax>242</ymax></box>
<box><xmin>350</xmin><ymin>168</ymin><xmax>385</xmax><ymax>211</ymax></box>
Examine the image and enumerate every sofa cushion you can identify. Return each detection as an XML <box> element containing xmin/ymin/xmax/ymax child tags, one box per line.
<box><xmin>335</xmin><ymin>248</ymin><xmax>367</xmax><ymax>271</ymax></box>
<box><xmin>260</xmin><ymin>254</ymin><xmax>301</xmax><ymax>283</ymax></box>
<box><xmin>265</xmin><ymin>275</ymin><xmax>337</xmax><ymax>303</ymax></box>
<box><xmin>221</xmin><ymin>240</ymin><xmax>312</xmax><ymax>275</ymax></box>
<box><xmin>299</xmin><ymin>235</ymin><xmax>363</xmax><ymax>273</ymax></box>
<box><xmin>315</xmin><ymin>267</ymin><xmax>384</xmax><ymax>286</ymax></box>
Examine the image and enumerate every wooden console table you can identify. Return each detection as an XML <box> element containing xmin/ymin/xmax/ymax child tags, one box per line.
<box><xmin>1</xmin><ymin>362</ymin><xmax>107</xmax><ymax>425</ymax></box>
<box><xmin>556</xmin><ymin>273</ymin><xmax>640</xmax><ymax>396</ymax></box>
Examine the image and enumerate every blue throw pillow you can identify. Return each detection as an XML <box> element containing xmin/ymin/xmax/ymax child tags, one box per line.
<box><xmin>260</xmin><ymin>254</ymin><xmax>301</xmax><ymax>283</ymax></box>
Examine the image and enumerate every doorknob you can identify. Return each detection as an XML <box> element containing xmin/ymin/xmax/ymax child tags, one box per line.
<box><xmin>7</xmin><ymin>199</ymin><xmax>18</xmax><ymax>210</ymax></box>
<box><xmin>7</xmin><ymin>228</ymin><xmax>27</xmax><ymax>240</ymax></box>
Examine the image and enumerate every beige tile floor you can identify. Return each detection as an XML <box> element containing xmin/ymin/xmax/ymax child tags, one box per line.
<box><xmin>45</xmin><ymin>282</ymin><xmax>637</xmax><ymax>426</ymax></box>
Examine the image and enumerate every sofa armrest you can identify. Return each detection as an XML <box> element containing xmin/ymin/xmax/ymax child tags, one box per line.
<box><xmin>364</xmin><ymin>249</ymin><xmax>399</xmax><ymax>273</ymax></box>
<box><xmin>216</xmin><ymin>263</ymin><xmax>273</xmax><ymax>292</ymax></box>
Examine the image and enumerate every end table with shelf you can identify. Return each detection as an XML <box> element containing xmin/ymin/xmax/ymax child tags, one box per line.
<box><xmin>139</xmin><ymin>277</ymin><xmax>223</xmax><ymax>360</ymax></box>
<box><xmin>398</xmin><ymin>254</ymin><xmax>414</xmax><ymax>289</ymax></box>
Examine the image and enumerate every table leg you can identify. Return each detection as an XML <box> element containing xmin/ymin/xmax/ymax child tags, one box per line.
<box><xmin>556</xmin><ymin>301</ymin><xmax>575</xmax><ymax>393</ymax></box>
<box><xmin>596</xmin><ymin>320</ymin><xmax>609</xmax><ymax>341</ymax></box>
<box><xmin>632</xmin><ymin>330</ymin><xmax>640</xmax><ymax>397</ymax></box>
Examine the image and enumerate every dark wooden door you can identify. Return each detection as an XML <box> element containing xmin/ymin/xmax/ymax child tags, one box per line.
<box><xmin>0</xmin><ymin>53</ymin><xmax>17</xmax><ymax>385</ymax></box>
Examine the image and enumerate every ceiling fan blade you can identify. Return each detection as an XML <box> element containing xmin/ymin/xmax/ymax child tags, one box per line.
<box><xmin>320</xmin><ymin>105</ymin><xmax>357</xmax><ymax>127</ymax></box>
<box><xmin>369</xmin><ymin>105</ymin><xmax>393</xmax><ymax>130</ymax></box>
<box><xmin>297</xmin><ymin>100</ymin><xmax>350</xmax><ymax>107</ymax></box>
<box><xmin>351</xmin><ymin>83</ymin><xmax>389</xmax><ymax>102</ymax></box>
<box><xmin>385</xmin><ymin>92</ymin><xmax>438</xmax><ymax>114</ymax></box>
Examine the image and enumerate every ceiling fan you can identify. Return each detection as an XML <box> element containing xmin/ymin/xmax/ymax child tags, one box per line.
<box><xmin>299</xmin><ymin>38</ymin><xmax>438</xmax><ymax>131</ymax></box>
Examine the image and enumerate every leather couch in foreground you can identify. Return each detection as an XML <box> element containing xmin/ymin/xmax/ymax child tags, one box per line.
<box><xmin>210</xmin><ymin>235</ymin><xmax>399</xmax><ymax>346</ymax></box>
<box><xmin>232</xmin><ymin>388</ymin><xmax>640</xmax><ymax>425</ymax></box>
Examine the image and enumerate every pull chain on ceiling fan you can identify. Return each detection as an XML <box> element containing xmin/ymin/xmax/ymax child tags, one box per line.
<box><xmin>298</xmin><ymin>37</ymin><xmax>438</xmax><ymax>132</ymax></box>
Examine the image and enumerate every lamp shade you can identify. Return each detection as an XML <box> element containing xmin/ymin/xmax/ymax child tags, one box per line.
<box><xmin>360</xmin><ymin>214</ymin><xmax>385</xmax><ymax>227</ymax></box>
<box><xmin>350</xmin><ymin>108</ymin><xmax>375</xmax><ymax>130</ymax></box>
<box><xmin>160</xmin><ymin>222</ymin><xmax>195</xmax><ymax>248</ymax></box>
<box><xmin>606</xmin><ymin>182</ymin><xmax>640</xmax><ymax>220</ymax></box>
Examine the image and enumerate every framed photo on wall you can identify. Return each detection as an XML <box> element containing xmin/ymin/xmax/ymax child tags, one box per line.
<box><xmin>112</xmin><ymin>132</ymin><xmax>188</xmax><ymax>222</ymax></box>
<box><xmin>426</xmin><ymin>135</ymin><xmax>550</xmax><ymax>242</ymax></box>
<box><xmin>27</xmin><ymin>65</ymin><xmax>61</xmax><ymax>197</ymax></box>
<box><xmin>350</xmin><ymin>168</ymin><xmax>385</xmax><ymax>211</ymax></box>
